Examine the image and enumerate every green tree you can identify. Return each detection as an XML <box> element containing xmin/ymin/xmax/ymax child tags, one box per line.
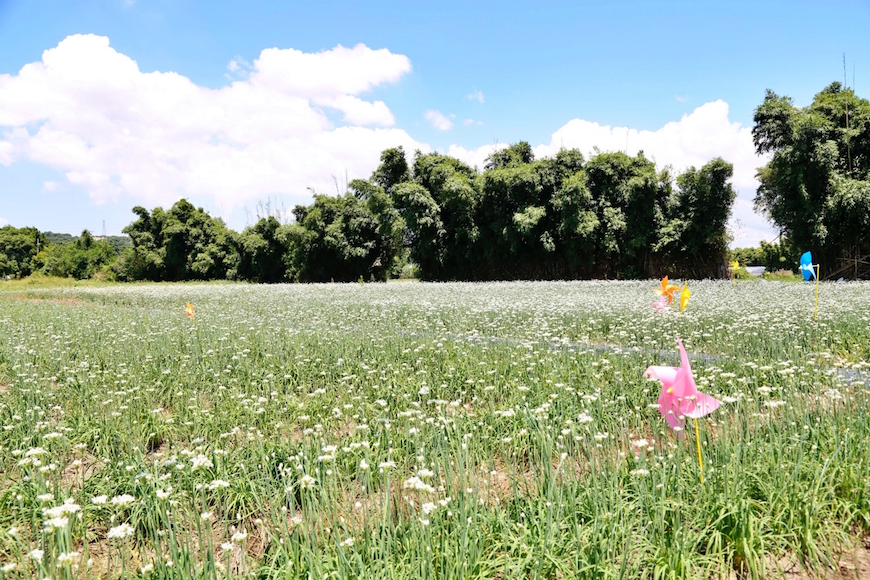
<box><xmin>658</xmin><ymin>158</ymin><xmax>736</xmax><ymax>277</ymax></box>
<box><xmin>401</xmin><ymin>152</ymin><xmax>480</xmax><ymax>279</ymax></box>
<box><xmin>36</xmin><ymin>230</ymin><xmax>117</xmax><ymax>279</ymax></box>
<box><xmin>119</xmin><ymin>200</ymin><xmax>238</xmax><ymax>281</ymax></box>
<box><xmin>0</xmin><ymin>226</ymin><xmax>42</xmax><ymax>278</ymax></box>
<box><xmin>291</xmin><ymin>190</ymin><xmax>403</xmax><ymax>283</ymax></box>
<box><xmin>753</xmin><ymin>82</ymin><xmax>870</xmax><ymax>276</ymax></box>
<box><xmin>371</xmin><ymin>146</ymin><xmax>411</xmax><ymax>194</ymax></box>
<box><xmin>236</xmin><ymin>216</ymin><xmax>294</xmax><ymax>283</ymax></box>
<box><xmin>583</xmin><ymin>152</ymin><xmax>670</xmax><ymax>278</ymax></box>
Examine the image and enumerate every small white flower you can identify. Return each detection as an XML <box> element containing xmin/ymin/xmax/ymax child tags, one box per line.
<box><xmin>1</xmin><ymin>563</ymin><xmax>17</xmax><ymax>572</ymax></box>
<box><xmin>340</xmin><ymin>537</ymin><xmax>354</xmax><ymax>547</ymax></box>
<box><xmin>630</xmin><ymin>468</ymin><xmax>650</xmax><ymax>477</ymax></box>
<box><xmin>140</xmin><ymin>562</ymin><xmax>155</xmax><ymax>575</ymax></box>
<box><xmin>29</xmin><ymin>549</ymin><xmax>44</xmax><ymax>560</ymax></box>
<box><xmin>155</xmin><ymin>489</ymin><xmax>170</xmax><ymax>500</ymax></box>
<box><xmin>43</xmin><ymin>516</ymin><xmax>69</xmax><ymax>531</ymax></box>
<box><xmin>107</xmin><ymin>523</ymin><xmax>135</xmax><ymax>539</ymax></box>
<box><xmin>231</xmin><ymin>529</ymin><xmax>248</xmax><ymax>542</ymax></box>
<box><xmin>299</xmin><ymin>474</ymin><xmax>316</xmax><ymax>489</ymax></box>
<box><xmin>190</xmin><ymin>454</ymin><xmax>213</xmax><ymax>471</ymax></box>
<box><xmin>110</xmin><ymin>494</ymin><xmax>135</xmax><ymax>507</ymax></box>
<box><xmin>421</xmin><ymin>502</ymin><xmax>437</xmax><ymax>515</ymax></box>
<box><xmin>57</xmin><ymin>551</ymin><xmax>80</xmax><ymax>565</ymax></box>
<box><xmin>359</xmin><ymin>459</ymin><xmax>369</xmax><ymax>471</ymax></box>
<box><xmin>402</xmin><ymin>476</ymin><xmax>435</xmax><ymax>493</ymax></box>
<box><xmin>200</xmin><ymin>511</ymin><xmax>213</xmax><ymax>521</ymax></box>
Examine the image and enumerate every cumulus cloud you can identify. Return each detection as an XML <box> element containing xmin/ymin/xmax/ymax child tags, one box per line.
<box><xmin>0</xmin><ymin>139</ymin><xmax>12</xmax><ymax>165</ymax></box>
<box><xmin>424</xmin><ymin>110</ymin><xmax>453</xmax><ymax>131</ymax></box>
<box><xmin>0</xmin><ymin>34</ymin><xmax>424</xmax><ymax>210</ymax></box>
<box><xmin>42</xmin><ymin>181</ymin><xmax>60</xmax><ymax>192</ymax></box>
<box><xmin>447</xmin><ymin>143</ymin><xmax>507</xmax><ymax>171</ymax></box>
<box><xmin>466</xmin><ymin>90</ymin><xmax>484</xmax><ymax>104</ymax></box>
<box><xmin>534</xmin><ymin>101</ymin><xmax>762</xmax><ymax>189</ymax></box>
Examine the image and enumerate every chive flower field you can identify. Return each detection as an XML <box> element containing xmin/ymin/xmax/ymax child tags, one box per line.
<box><xmin>0</xmin><ymin>280</ymin><xmax>869</xmax><ymax>579</ymax></box>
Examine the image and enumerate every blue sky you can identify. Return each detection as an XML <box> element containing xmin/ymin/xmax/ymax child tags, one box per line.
<box><xmin>1</xmin><ymin>0</ymin><xmax>868</xmax><ymax>246</ymax></box>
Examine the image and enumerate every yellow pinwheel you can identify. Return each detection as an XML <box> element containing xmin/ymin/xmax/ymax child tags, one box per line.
<box><xmin>679</xmin><ymin>283</ymin><xmax>690</xmax><ymax>312</ymax></box>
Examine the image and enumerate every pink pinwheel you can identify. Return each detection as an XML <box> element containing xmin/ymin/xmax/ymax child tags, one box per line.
<box><xmin>651</xmin><ymin>296</ymin><xmax>668</xmax><ymax>312</ymax></box>
<box><xmin>644</xmin><ymin>338</ymin><xmax>721</xmax><ymax>432</ymax></box>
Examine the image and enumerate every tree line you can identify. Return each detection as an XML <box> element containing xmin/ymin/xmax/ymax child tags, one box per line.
<box><xmin>11</xmin><ymin>76</ymin><xmax>864</xmax><ymax>285</ymax></box>
<box><xmin>2</xmin><ymin>145</ymin><xmax>737</xmax><ymax>282</ymax></box>
<box><xmin>116</xmin><ymin>145</ymin><xmax>736</xmax><ymax>282</ymax></box>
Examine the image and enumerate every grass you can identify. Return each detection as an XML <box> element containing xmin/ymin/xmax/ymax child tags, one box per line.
<box><xmin>0</xmin><ymin>280</ymin><xmax>868</xmax><ymax>579</ymax></box>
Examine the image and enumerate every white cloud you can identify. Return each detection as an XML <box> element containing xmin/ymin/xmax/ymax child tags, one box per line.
<box><xmin>251</xmin><ymin>43</ymin><xmax>411</xmax><ymax>100</ymax></box>
<box><xmin>533</xmin><ymin>101</ymin><xmax>763</xmax><ymax>190</ymax></box>
<box><xmin>0</xmin><ymin>34</ymin><xmax>424</xmax><ymax>211</ymax></box>
<box><xmin>424</xmin><ymin>110</ymin><xmax>453</xmax><ymax>131</ymax></box>
<box><xmin>728</xmin><ymin>198</ymin><xmax>778</xmax><ymax>248</ymax></box>
<box><xmin>328</xmin><ymin>95</ymin><xmax>395</xmax><ymax>126</ymax></box>
<box><xmin>226</xmin><ymin>56</ymin><xmax>251</xmax><ymax>79</ymax></box>
<box><xmin>466</xmin><ymin>90</ymin><xmax>484</xmax><ymax>104</ymax></box>
<box><xmin>675</xmin><ymin>95</ymin><xmax>688</xmax><ymax>103</ymax></box>
<box><xmin>447</xmin><ymin>143</ymin><xmax>507</xmax><ymax>171</ymax></box>
<box><xmin>42</xmin><ymin>180</ymin><xmax>60</xmax><ymax>192</ymax></box>
<box><xmin>0</xmin><ymin>139</ymin><xmax>12</xmax><ymax>165</ymax></box>
<box><xmin>0</xmin><ymin>216</ymin><xmax>8</xmax><ymax>226</ymax></box>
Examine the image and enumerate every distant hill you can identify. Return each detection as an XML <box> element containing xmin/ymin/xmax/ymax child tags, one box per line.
<box><xmin>43</xmin><ymin>231</ymin><xmax>133</xmax><ymax>254</ymax></box>
<box><xmin>42</xmin><ymin>231</ymin><xmax>76</xmax><ymax>245</ymax></box>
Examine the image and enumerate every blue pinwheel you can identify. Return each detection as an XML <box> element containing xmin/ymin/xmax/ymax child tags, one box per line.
<box><xmin>800</xmin><ymin>251</ymin><xmax>816</xmax><ymax>282</ymax></box>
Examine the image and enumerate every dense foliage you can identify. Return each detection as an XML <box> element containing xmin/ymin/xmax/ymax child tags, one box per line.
<box><xmin>4</xmin><ymin>144</ymin><xmax>739</xmax><ymax>283</ymax></box>
<box><xmin>373</xmin><ymin>144</ymin><xmax>736</xmax><ymax>280</ymax></box>
<box><xmin>0</xmin><ymin>226</ymin><xmax>42</xmax><ymax>278</ymax></box>
<box><xmin>35</xmin><ymin>230</ymin><xmax>117</xmax><ymax>280</ymax></box>
<box><xmin>117</xmin><ymin>200</ymin><xmax>240</xmax><ymax>282</ymax></box>
<box><xmin>754</xmin><ymin>82</ymin><xmax>870</xmax><ymax>278</ymax></box>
